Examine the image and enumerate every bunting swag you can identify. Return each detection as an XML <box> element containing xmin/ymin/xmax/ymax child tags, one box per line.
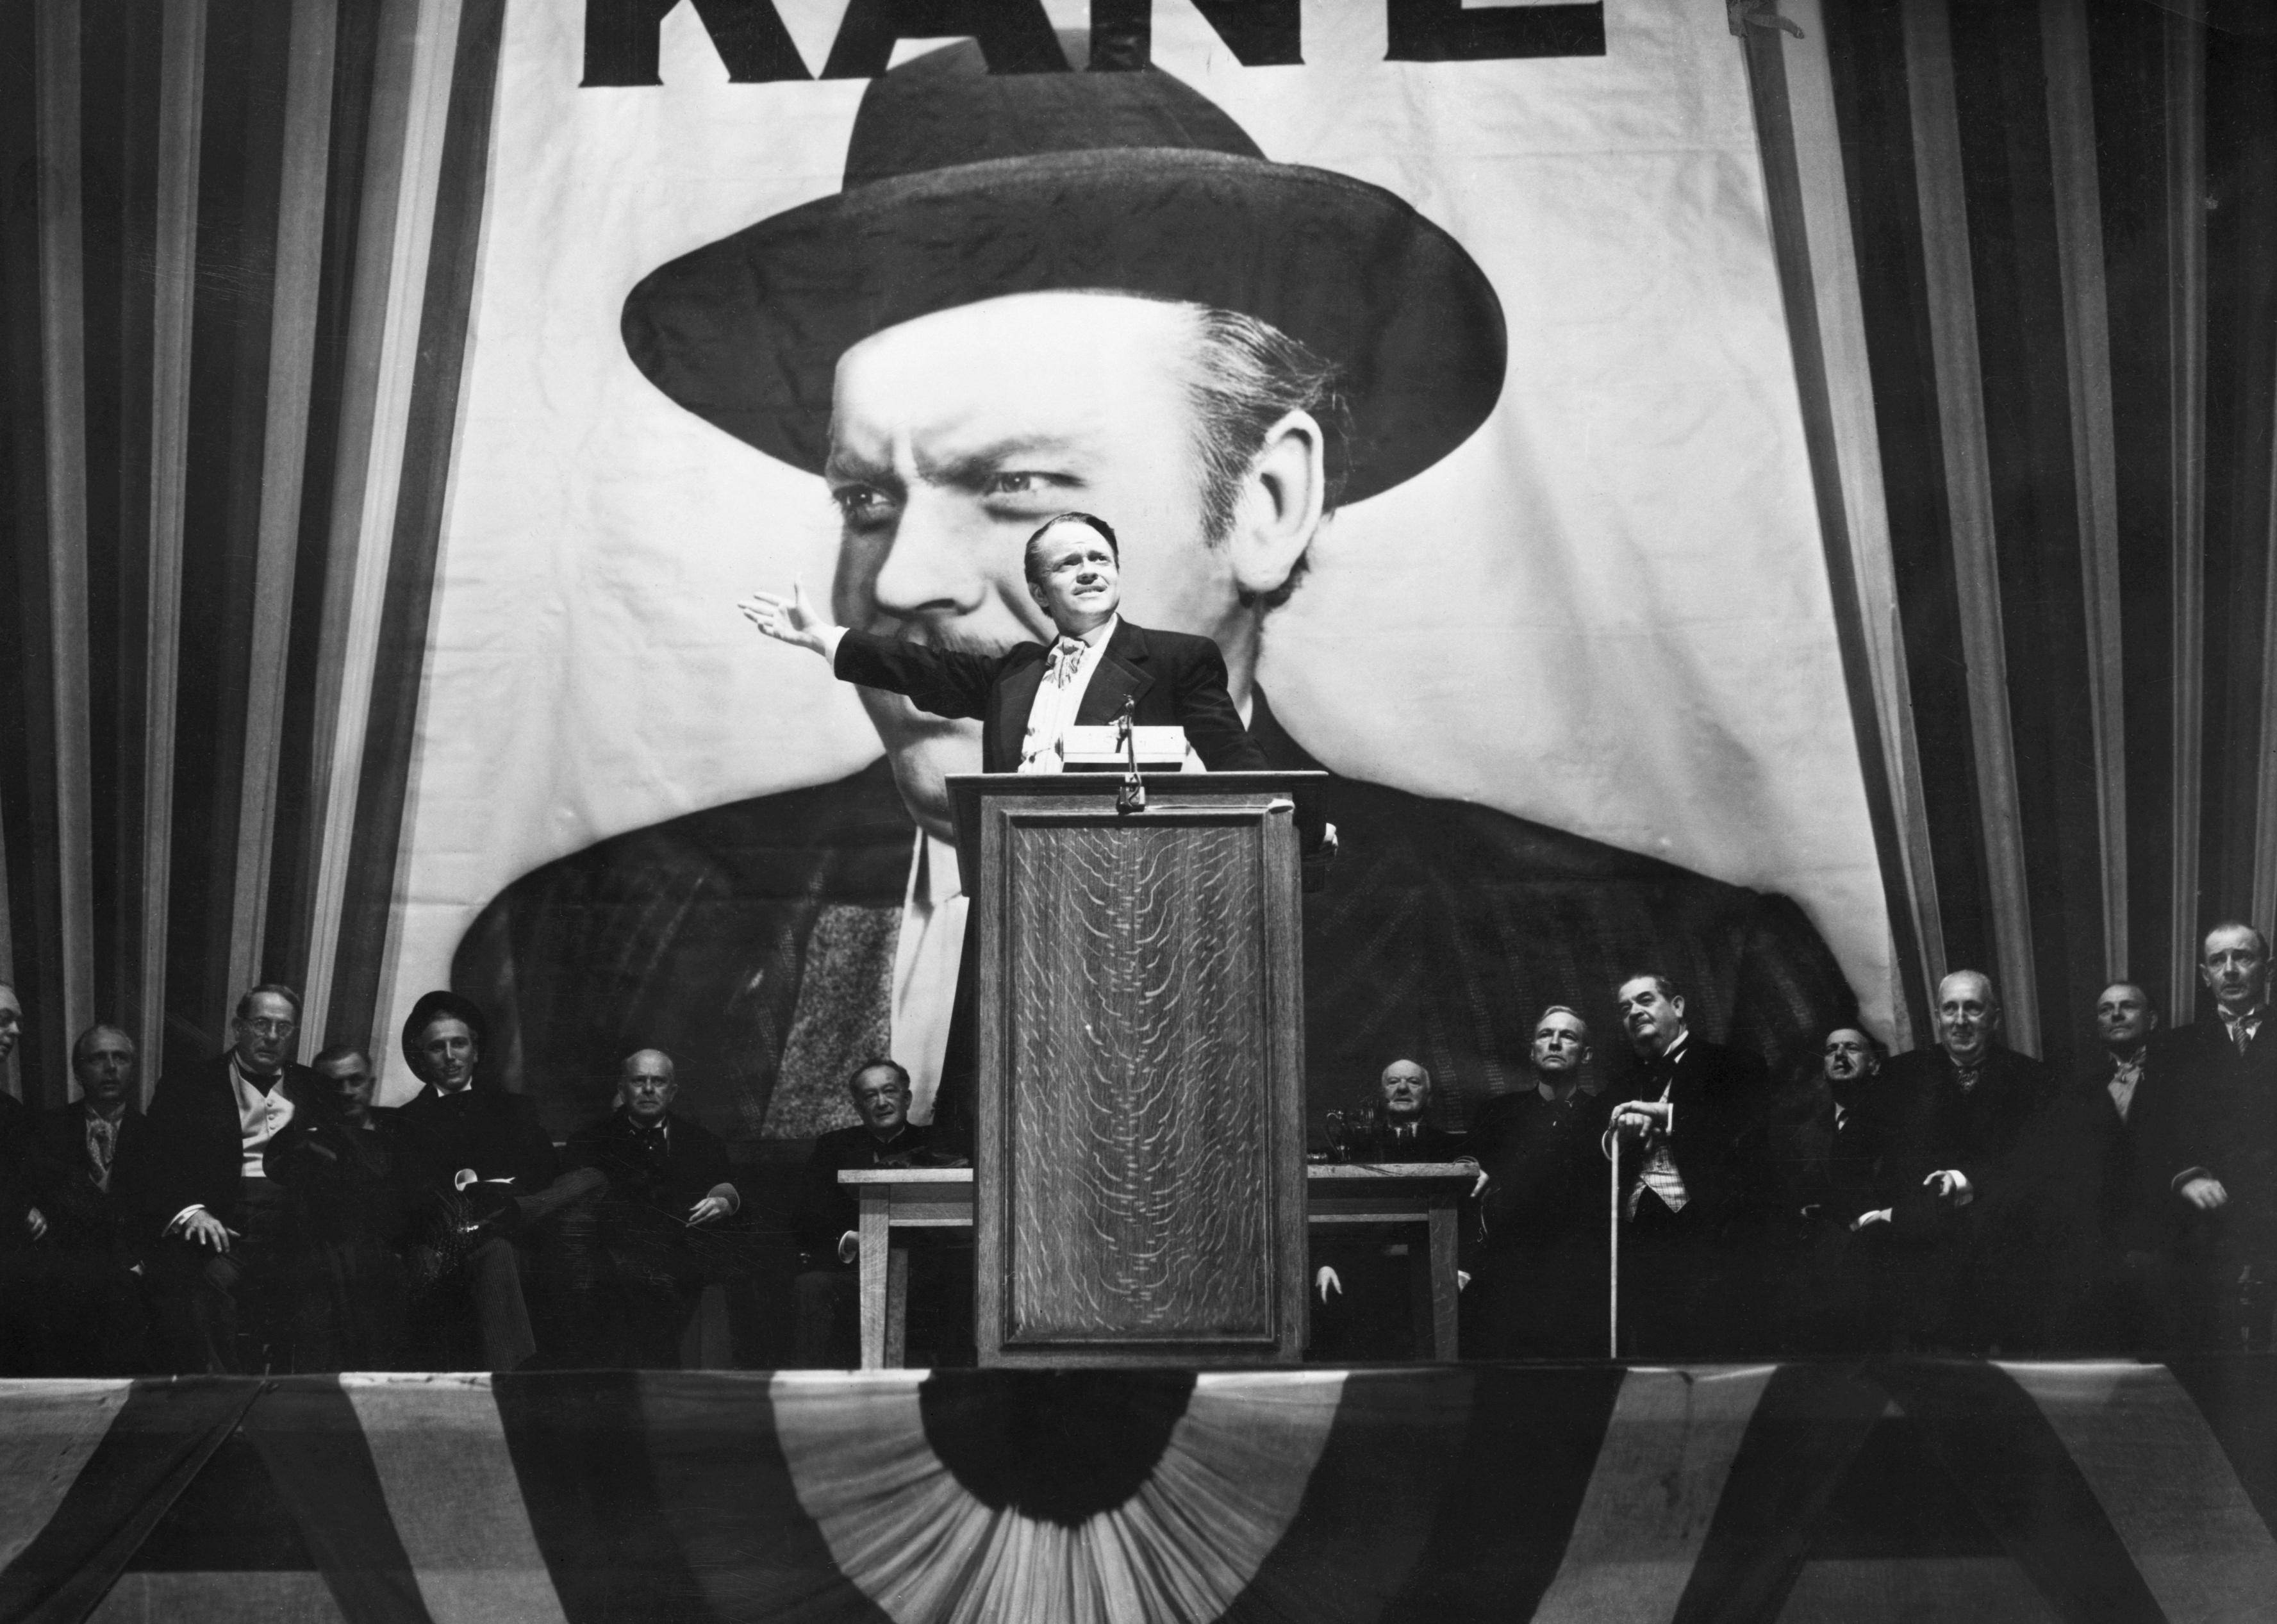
<box><xmin>2</xmin><ymin>1361</ymin><xmax>2276</xmax><ymax>1623</ymax></box>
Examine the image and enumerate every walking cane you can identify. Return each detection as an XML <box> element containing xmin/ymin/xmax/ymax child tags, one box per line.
<box><xmin>1607</xmin><ymin>1129</ymin><xmax>1619</xmax><ymax>1358</ymax></box>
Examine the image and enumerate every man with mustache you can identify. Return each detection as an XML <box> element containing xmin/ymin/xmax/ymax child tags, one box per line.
<box><xmin>449</xmin><ymin>39</ymin><xmax>1857</xmax><ymax>1157</ymax></box>
<box><xmin>120</xmin><ymin>984</ymin><xmax>319</xmax><ymax>1372</ymax></box>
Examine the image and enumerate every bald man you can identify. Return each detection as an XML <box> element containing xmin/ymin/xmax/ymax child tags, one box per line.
<box><xmin>565</xmin><ymin>1049</ymin><xmax>741</xmax><ymax>1366</ymax></box>
<box><xmin>1843</xmin><ymin>970</ymin><xmax>2057</xmax><ymax>1352</ymax></box>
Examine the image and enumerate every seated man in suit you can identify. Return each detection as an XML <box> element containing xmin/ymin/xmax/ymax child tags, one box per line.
<box><xmin>4</xmin><ymin>1024</ymin><xmax>149</xmax><ymax>1373</ymax></box>
<box><xmin>1841</xmin><ymin>970</ymin><xmax>2057</xmax><ymax>1352</ymax></box>
<box><xmin>1311</xmin><ymin>1059</ymin><xmax>1473</xmax><ymax>1361</ymax></box>
<box><xmin>393</xmin><ymin>991</ymin><xmax>589</xmax><ymax>1370</ymax></box>
<box><xmin>1609</xmin><ymin>973</ymin><xmax>1772</xmax><ymax>1359</ymax></box>
<box><xmin>2023</xmin><ymin>981</ymin><xmax>2164</xmax><ymax>1350</ymax></box>
<box><xmin>1465</xmin><ymin>1009</ymin><xmax>1616</xmax><ymax>1359</ymax></box>
<box><xmin>118</xmin><ymin>984</ymin><xmax>317</xmax><ymax>1373</ymax></box>
<box><xmin>263</xmin><ymin>1045</ymin><xmax>431</xmax><ymax>1370</ymax></box>
<box><xmin>2131</xmin><ymin>922</ymin><xmax>2277</xmax><ymax>1350</ymax></box>
<box><xmin>564</xmin><ymin>1049</ymin><xmax>741</xmax><ymax>1368</ymax></box>
<box><xmin>791</xmin><ymin>1059</ymin><xmax>948</xmax><ymax>1366</ymax></box>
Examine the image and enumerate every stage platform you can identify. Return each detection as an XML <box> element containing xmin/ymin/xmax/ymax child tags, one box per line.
<box><xmin>1</xmin><ymin>1359</ymin><xmax>2272</xmax><ymax>1623</ymax></box>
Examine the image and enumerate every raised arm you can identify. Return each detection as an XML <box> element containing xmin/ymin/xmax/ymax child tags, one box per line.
<box><xmin>739</xmin><ymin>583</ymin><xmax>1001</xmax><ymax>719</ymax></box>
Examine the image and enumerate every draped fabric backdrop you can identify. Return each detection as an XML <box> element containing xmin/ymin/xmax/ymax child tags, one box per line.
<box><xmin>0</xmin><ymin>0</ymin><xmax>2273</xmax><ymax>1113</ymax></box>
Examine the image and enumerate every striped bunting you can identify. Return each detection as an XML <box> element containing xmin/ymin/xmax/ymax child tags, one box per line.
<box><xmin>0</xmin><ymin>1362</ymin><xmax>2273</xmax><ymax>1623</ymax></box>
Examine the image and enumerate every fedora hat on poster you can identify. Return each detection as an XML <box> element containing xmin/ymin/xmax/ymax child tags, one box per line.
<box><xmin>621</xmin><ymin>39</ymin><xmax>1507</xmax><ymax>506</ymax></box>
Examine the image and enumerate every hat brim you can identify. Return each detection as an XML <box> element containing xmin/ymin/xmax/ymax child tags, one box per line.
<box><xmin>621</xmin><ymin>148</ymin><xmax>1506</xmax><ymax>505</ymax></box>
<box><xmin>402</xmin><ymin>990</ymin><xmax>490</xmax><ymax>1073</ymax></box>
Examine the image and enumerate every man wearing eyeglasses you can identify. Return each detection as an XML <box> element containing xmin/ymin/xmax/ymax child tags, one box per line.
<box><xmin>117</xmin><ymin>983</ymin><xmax>320</xmax><ymax>1372</ymax></box>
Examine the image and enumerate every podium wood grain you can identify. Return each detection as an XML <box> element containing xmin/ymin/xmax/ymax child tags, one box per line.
<box><xmin>954</xmin><ymin>774</ymin><xmax>1314</xmax><ymax>1366</ymax></box>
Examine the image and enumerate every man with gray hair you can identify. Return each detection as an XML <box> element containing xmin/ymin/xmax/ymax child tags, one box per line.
<box><xmin>1466</xmin><ymin>1007</ymin><xmax>1616</xmax><ymax>1357</ymax></box>
<box><xmin>1842</xmin><ymin>970</ymin><xmax>2056</xmax><ymax>1352</ymax></box>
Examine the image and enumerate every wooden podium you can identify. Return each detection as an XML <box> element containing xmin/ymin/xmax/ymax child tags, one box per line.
<box><xmin>948</xmin><ymin>770</ymin><xmax>1322</xmax><ymax>1366</ymax></box>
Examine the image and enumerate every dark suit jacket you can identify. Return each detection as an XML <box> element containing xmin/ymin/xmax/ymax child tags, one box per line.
<box><xmin>22</xmin><ymin>1102</ymin><xmax>143</xmax><ymax>1254</ymax></box>
<box><xmin>793</xmin><ymin>1122</ymin><xmax>936</xmax><ymax>1259</ymax></box>
<box><xmin>117</xmin><ymin>1054</ymin><xmax>322</xmax><ymax>1239</ymax></box>
<box><xmin>834</xmin><ymin>620</ymin><xmax>1266</xmax><ymax>774</ymax></box>
<box><xmin>1615</xmin><ymin>1036</ymin><xmax>1769</xmax><ymax>1227</ymax></box>
<box><xmin>1857</xmin><ymin>1046</ymin><xmax>2056</xmax><ymax>1242</ymax></box>
<box><xmin>449</xmin><ymin>692</ymin><xmax>1859</xmax><ymax>1148</ymax></box>
<box><xmin>2137</xmin><ymin>1016</ymin><xmax>2277</xmax><ymax>1261</ymax></box>
<box><xmin>0</xmin><ymin>1092</ymin><xmax>33</xmax><ymax>1236</ymax></box>
<box><xmin>565</xmin><ymin>1109</ymin><xmax>736</xmax><ymax>1221</ymax></box>
<box><xmin>263</xmin><ymin>1107</ymin><xmax>435</xmax><ymax>1249</ymax></box>
<box><xmin>393</xmin><ymin>1085</ymin><xmax>560</xmax><ymax>1200</ymax></box>
<box><xmin>1468</xmin><ymin>1086</ymin><xmax>1614</xmax><ymax>1252</ymax></box>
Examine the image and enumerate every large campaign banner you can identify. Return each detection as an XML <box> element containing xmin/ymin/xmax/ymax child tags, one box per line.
<box><xmin>385</xmin><ymin>0</ymin><xmax>1892</xmax><ymax>1143</ymax></box>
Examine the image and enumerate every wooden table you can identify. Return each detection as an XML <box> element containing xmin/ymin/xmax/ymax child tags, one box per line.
<box><xmin>840</xmin><ymin>1162</ymin><xmax>1475</xmax><ymax>1369</ymax></box>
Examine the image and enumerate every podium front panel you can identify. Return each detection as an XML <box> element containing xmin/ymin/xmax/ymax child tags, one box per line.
<box><xmin>963</xmin><ymin>777</ymin><xmax>1308</xmax><ymax>1366</ymax></box>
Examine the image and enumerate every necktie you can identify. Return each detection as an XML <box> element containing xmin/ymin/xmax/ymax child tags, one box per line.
<box><xmin>87</xmin><ymin>1114</ymin><xmax>116</xmax><ymax>1190</ymax></box>
<box><xmin>2234</xmin><ymin>1020</ymin><xmax>2253</xmax><ymax>1056</ymax></box>
<box><xmin>1047</xmin><ymin>636</ymin><xmax>1087</xmax><ymax>687</ymax></box>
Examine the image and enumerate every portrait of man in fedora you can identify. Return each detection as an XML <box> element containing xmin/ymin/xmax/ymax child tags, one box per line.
<box><xmin>451</xmin><ymin>39</ymin><xmax>1858</xmax><ymax>1143</ymax></box>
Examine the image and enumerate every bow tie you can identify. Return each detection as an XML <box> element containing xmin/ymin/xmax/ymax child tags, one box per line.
<box><xmin>1046</xmin><ymin>636</ymin><xmax>1088</xmax><ymax>686</ymax></box>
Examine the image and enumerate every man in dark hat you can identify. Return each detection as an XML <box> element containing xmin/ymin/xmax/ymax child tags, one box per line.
<box><xmin>450</xmin><ymin>40</ymin><xmax>1857</xmax><ymax>1156</ymax></box>
<box><xmin>393</xmin><ymin>991</ymin><xmax>590</xmax><ymax>1369</ymax></box>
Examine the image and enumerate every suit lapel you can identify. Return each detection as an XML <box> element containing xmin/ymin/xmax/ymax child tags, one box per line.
<box><xmin>1077</xmin><ymin>620</ymin><xmax>1154</xmax><ymax>725</ymax></box>
<box><xmin>995</xmin><ymin>647</ymin><xmax>1048</xmax><ymax>771</ymax></box>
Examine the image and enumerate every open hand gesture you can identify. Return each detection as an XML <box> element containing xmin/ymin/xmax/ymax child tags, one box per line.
<box><xmin>737</xmin><ymin>583</ymin><xmax>836</xmax><ymax>657</ymax></box>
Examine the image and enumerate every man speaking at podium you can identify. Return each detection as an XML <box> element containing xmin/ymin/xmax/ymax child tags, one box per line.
<box><xmin>738</xmin><ymin>511</ymin><xmax>1267</xmax><ymax>779</ymax></box>
<box><xmin>451</xmin><ymin>39</ymin><xmax>1856</xmax><ymax>1148</ymax></box>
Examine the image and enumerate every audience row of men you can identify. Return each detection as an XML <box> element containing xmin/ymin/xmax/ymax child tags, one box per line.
<box><xmin>2</xmin><ymin>917</ymin><xmax>2272</xmax><ymax>1370</ymax></box>
<box><xmin>1320</xmin><ymin>922</ymin><xmax>2277</xmax><ymax>1359</ymax></box>
<box><xmin>0</xmin><ymin>982</ymin><xmax>743</xmax><ymax>1374</ymax></box>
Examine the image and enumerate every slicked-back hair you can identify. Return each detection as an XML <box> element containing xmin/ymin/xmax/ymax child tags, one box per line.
<box><xmin>70</xmin><ymin>1024</ymin><xmax>134</xmax><ymax>1066</ymax></box>
<box><xmin>1380</xmin><ymin>1059</ymin><xmax>1432</xmax><ymax>1090</ymax></box>
<box><xmin>1617</xmin><ymin>973</ymin><xmax>1680</xmax><ymax>1004</ymax></box>
<box><xmin>1823</xmin><ymin>1026</ymin><xmax>1887</xmax><ymax>1061</ymax></box>
<box><xmin>2201</xmin><ymin>921</ymin><xmax>2272</xmax><ymax>963</ymax></box>
<box><xmin>235</xmin><ymin>982</ymin><xmax>303</xmax><ymax>1023</ymax></box>
<box><xmin>1937</xmin><ymin>969</ymin><xmax>2000</xmax><ymax>1012</ymax></box>
<box><xmin>1023</xmin><ymin>511</ymin><xmax>1120</xmax><ymax>590</ymax></box>
<box><xmin>847</xmin><ymin>1057</ymin><xmax>911</xmax><ymax>1097</ymax></box>
<box><xmin>311</xmin><ymin>1043</ymin><xmax>370</xmax><ymax>1073</ymax></box>
<box><xmin>1183</xmin><ymin>307</ymin><xmax>1352</xmax><ymax>611</ymax></box>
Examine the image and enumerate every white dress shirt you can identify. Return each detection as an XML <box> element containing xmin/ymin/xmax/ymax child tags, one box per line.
<box><xmin>1017</xmin><ymin>615</ymin><xmax>1118</xmax><ymax>774</ymax></box>
<box><xmin>170</xmin><ymin>1057</ymin><xmax>297</xmax><ymax>1232</ymax></box>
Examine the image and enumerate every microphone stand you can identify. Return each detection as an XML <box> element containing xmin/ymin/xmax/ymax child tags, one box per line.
<box><xmin>1115</xmin><ymin>695</ymin><xmax>1146</xmax><ymax>815</ymax></box>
